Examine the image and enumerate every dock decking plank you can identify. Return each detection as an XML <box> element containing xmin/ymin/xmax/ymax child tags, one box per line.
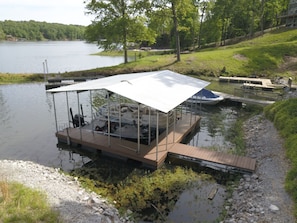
<box><xmin>169</xmin><ymin>143</ymin><xmax>256</xmax><ymax>172</ymax></box>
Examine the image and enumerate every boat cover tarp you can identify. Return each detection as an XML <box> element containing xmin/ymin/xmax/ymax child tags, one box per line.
<box><xmin>47</xmin><ymin>70</ymin><xmax>209</xmax><ymax>113</ymax></box>
<box><xmin>195</xmin><ymin>88</ymin><xmax>220</xmax><ymax>98</ymax></box>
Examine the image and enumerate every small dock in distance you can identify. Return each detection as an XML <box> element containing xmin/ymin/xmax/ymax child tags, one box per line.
<box><xmin>45</xmin><ymin>76</ymin><xmax>103</xmax><ymax>90</ymax></box>
<box><xmin>214</xmin><ymin>91</ymin><xmax>276</xmax><ymax>105</ymax></box>
<box><xmin>57</xmin><ymin>113</ymin><xmax>256</xmax><ymax>173</ymax></box>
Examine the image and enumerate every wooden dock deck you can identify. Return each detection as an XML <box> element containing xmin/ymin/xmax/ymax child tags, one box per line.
<box><xmin>214</xmin><ymin>91</ymin><xmax>275</xmax><ymax>105</ymax></box>
<box><xmin>169</xmin><ymin>144</ymin><xmax>256</xmax><ymax>173</ymax></box>
<box><xmin>56</xmin><ymin>113</ymin><xmax>256</xmax><ymax>173</ymax></box>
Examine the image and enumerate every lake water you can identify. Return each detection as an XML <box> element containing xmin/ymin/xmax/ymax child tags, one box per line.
<box><xmin>0</xmin><ymin>83</ymin><xmax>91</xmax><ymax>170</ymax></box>
<box><xmin>0</xmin><ymin>41</ymin><xmax>125</xmax><ymax>73</ymax></box>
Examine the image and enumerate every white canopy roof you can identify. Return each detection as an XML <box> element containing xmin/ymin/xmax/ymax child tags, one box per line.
<box><xmin>47</xmin><ymin>70</ymin><xmax>209</xmax><ymax>113</ymax></box>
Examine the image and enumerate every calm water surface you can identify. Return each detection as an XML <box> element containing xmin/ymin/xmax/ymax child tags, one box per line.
<box><xmin>0</xmin><ymin>83</ymin><xmax>91</xmax><ymax>170</ymax></box>
<box><xmin>0</xmin><ymin>41</ymin><xmax>125</xmax><ymax>73</ymax></box>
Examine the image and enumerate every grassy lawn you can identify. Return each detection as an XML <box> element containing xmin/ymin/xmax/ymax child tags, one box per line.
<box><xmin>0</xmin><ymin>73</ymin><xmax>44</xmax><ymax>84</ymax></box>
<box><xmin>64</xmin><ymin>28</ymin><xmax>297</xmax><ymax>80</ymax></box>
<box><xmin>0</xmin><ymin>181</ymin><xmax>61</xmax><ymax>222</ymax></box>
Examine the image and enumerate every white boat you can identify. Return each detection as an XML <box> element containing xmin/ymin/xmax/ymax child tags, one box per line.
<box><xmin>187</xmin><ymin>89</ymin><xmax>224</xmax><ymax>105</ymax></box>
<box><xmin>95</xmin><ymin>102</ymin><xmax>174</xmax><ymax>129</ymax></box>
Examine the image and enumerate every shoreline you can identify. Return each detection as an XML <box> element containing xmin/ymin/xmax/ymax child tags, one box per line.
<box><xmin>0</xmin><ymin>160</ymin><xmax>131</xmax><ymax>223</ymax></box>
<box><xmin>222</xmin><ymin>114</ymin><xmax>295</xmax><ymax>222</ymax></box>
<box><xmin>0</xmin><ymin>114</ymin><xmax>295</xmax><ymax>222</ymax></box>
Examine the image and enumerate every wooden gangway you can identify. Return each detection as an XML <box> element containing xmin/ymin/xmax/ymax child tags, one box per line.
<box><xmin>56</xmin><ymin>113</ymin><xmax>256</xmax><ymax>173</ymax></box>
<box><xmin>169</xmin><ymin>144</ymin><xmax>256</xmax><ymax>173</ymax></box>
<box><xmin>214</xmin><ymin>91</ymin><xmax>275</xmax><ymax>105</ymax></box>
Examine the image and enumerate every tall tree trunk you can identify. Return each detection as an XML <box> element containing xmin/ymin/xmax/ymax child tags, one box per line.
<box><xmin>121</xmin><ymin>0</ymin><xmax>128</xmax><ymax>64</ymax></box>
<box><xmin>260</xmin><ymin>0</ymin><xmax>265</xmax><ymax>35</ymax></box>
<box><xmin>250</xmin><ymin>0</ymin><xmax>255</xmax><ymax>38</ymax></box>
<box><xmin>123</xmin><ymin>28</ymin><xmax>128</xmax><ymax>64</ymax></box>
<box><xmin>171</xmin><ymin>2</ymin><xmax>181</xmax><ymax>62</ymax></box>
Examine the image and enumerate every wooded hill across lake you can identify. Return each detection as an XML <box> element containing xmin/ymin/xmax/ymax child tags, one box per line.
<box><xmin>0</xmin><ymin>20</ymin><xmax>85</xmax><ymax>41</ymax></box>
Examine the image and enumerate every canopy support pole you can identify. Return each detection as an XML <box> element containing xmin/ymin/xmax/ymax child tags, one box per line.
<box><xmin>66</xmin><ymin>92</ymin><xmax>71</xmax><ymax>145</ymax></box>
<box><xmin>52</xmin><ymin>94</ymin><xmax>58</xmax><ymax>133</ymax></box>
<box><xmin>107</xmin><ymin>90</ymin><xmax>111</xmax><ymax>146</ymax></box>
<box><xmin>77</xmin><ymin>92</ymin><xmax>82</xmax><ymax>141</ymax></box>
<box><xmin>148</xmin><ymin>107</ymin><xmax>151</xmax><ymax>145</ymax></box>
<box><xmin>190</xmin><ymin>100</ymin><xmax>193</xmax><ymax>126</ymax></box>
<box><xmin>173</xmin><ymin>108</ymin><xmax>176</xmax><ymax>143</ymax></box>
<box><xmin>90</xmin><ymin>90</ymin><xmax>94</xmax><ymax>133</ymax></box>
<box><xmin>166</xmin><ymin>112</ymin><xmax>168</xmax><ymax>151</ymax></box>
<box><xmin>118</xmin><ymin>95</ymin><xmax>122</xmax><ymax>139</ymax></box>
<box><xmin>156</xmin><ymin>111</ymin><xmax>159</xmax><ymax>161</ymax></box>
<box><xmin>137</xmin><ymin>103</ymin><xmax>140</xmax><ymax>153</ymax></box>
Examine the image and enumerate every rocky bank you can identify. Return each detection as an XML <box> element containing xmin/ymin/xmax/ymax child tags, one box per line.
<box><xmin>0</xmin><ymin>160</ymin><xmax>132</xmax><ymax>223</ymax></box>
<box><xmin>222</xmin><ymin>114</ymin><xmax>295</xmax><ymax>223</ymax></box>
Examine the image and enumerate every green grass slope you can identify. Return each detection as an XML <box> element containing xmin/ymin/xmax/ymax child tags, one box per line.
<box><xmin>72</xmin><ymin>27</ymin><xmax>297</xmax><ymax>79</ymax></box>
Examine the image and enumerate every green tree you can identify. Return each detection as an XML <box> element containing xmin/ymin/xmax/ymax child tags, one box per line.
<box><xmin>84</xmin><ymin>0</ymin><xmax>155</xmax><ymax>63</ymax></box>
<box><xmin>151</xmin><ymin>0</ymin><xmax>197</xmax><ymax>61</ymax></box>
<box><xmin>151</xmin><ymin>0</ymin><xmax>181</xmax><ymax>61</ymax></box>
<box><xmin>0</xmin><ymin>20</ymin><xmax>85</xmax><ymax>41</ymax></box>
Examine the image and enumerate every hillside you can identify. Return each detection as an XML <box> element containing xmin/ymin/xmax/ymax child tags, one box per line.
<box><xmin>0</xmin><ymin>20</ymin><xmax>85</xmax><ymax>41</ymax></box>
<box><xmin>1</xmin><ymin>27</ymin><xmax>296</xmax><ymax>84</ymax></box>
<box><xmin>63</xmin><ymin>27</ymin><xmax>297</xmax><ymax>80</ymax></box>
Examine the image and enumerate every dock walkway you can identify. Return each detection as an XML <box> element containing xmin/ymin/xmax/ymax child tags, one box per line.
<box><xmin>214</xmin><ymin>91</ymin><xmax>275</xmax><ymax>105</ymax></box>
<box><xmin>56</xmin><ymin>113</ymin><xmax>256</xmax><ymax>173</ymax></box>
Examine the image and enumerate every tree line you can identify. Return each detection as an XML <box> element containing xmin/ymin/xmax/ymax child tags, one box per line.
<box><xmin>84</xmin><ymin>0</ymin><xmax>290</xmax><ymax>62</ymax></box>
<box><xmin>0</xmin><ymin>20</ymin><xmax>86</xmax><ymax>41</ymax></box>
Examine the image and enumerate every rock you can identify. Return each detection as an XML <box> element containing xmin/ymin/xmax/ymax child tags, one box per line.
<box><xmin>269</xmin><ymin>204</ymin><xmax>280</xmax><ymax>212</ymax></box>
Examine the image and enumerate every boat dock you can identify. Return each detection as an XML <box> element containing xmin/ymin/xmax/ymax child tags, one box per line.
<box><xmin>45</xmin><ymin>76</ymin><xmax>102</xmax><ymax>90</ymax></box>
<box><xmin>56</xmin><ymin>113</ymin><xmax>256</xmax><ymax>173</ymax></box>
<box><xmin>49</xmin><ymin>71</ymin><xmax>256</xmax><ymax>173</ymax></box>
<box><xmin>214</xmin><ymin>91</ymin><xmax>276</xmax><ymax>105</ymax></box>
<box><xmin>219</xmin><ymin>76</ymin><xmax>286</xmax><ymax>91</ymax></box>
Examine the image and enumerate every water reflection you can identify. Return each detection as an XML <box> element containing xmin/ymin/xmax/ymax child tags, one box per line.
<box><xmin>187</xmin><ymin>105</ymin><xmax>238</xmax><ymax>153</ymax></box>
<box><xmin>0</xmin><ymin>83</ymin><xmax>90</xmax><ymax>171</ymax></box>
<box><xmin>167</xmin><ymin>181</ymin><xmax>225</xmax><ymax>222</ymax></box>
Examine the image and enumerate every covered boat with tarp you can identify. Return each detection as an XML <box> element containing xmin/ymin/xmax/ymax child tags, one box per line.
<box><xmin>187</xmin><ymin>89</ymin><xmax>224</xmax><ymax>105</ymax></box>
